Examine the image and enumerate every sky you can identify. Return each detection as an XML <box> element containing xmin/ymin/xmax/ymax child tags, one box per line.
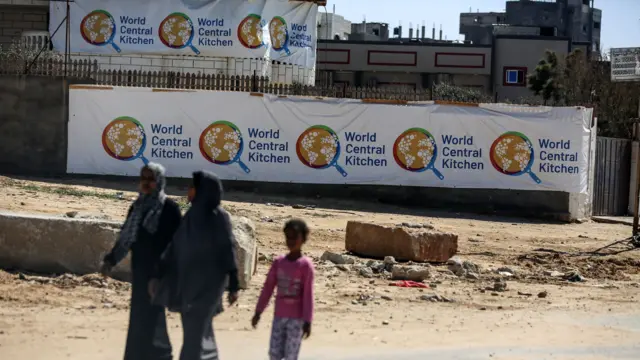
<box><xmin>323</xmin><ymin>0</ymin><xmax>640</xmax><ymax>50</ymax></box>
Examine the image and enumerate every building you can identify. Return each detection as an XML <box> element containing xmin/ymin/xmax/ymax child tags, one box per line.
<box><xmin>460</xmin><ymin>0</ymin><xmax>601</xmax><ymax>52</ymax></box>
<box><xmin>316</xmin><ymin>32</ymin><xmax>590</xmax><ymax>102</ymax></box>
<box><xmin>349</xmin><ymin>22</ymin><xmax>390</xmax><ymax>42</ymax></box>
<box><xmin>317</xmin><ymin>12</ymin><xmax>351</xmax><ymax>40</ymax></box>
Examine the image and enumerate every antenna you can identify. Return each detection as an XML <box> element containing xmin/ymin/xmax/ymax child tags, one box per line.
<box><xmin>432</xmin><ymin>22</ymin><xmax>436</xmax><ymax>39</ymax></box>
<box><xmin>421</xmin><ymin>20</ymin><xmax>426</xmax><ymax>40</ymax></box>
<box><xmin>409</xmin><ymin>22</ymin><xmax>413</xmax><ymax>39</ymax></box>
<box><xmin>439</xmin><ymin>24</ymin><xmax>443</xmax><ymax>40</ymax></box>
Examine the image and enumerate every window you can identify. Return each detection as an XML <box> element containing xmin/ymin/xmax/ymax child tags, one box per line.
<box><xmin>594</xmin><ymin>21</ymin><xmax>601</xmax><ymax>29</ymax></box>
<box><xmin>503</xmin><ymin>67</ymin><xmax>527</xmax><ymax>87</ymax></box>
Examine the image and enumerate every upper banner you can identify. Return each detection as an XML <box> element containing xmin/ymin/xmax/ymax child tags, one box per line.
<box><xmin>68</xmin><ymin>87</ymin><xmax>594</xmax><ymax>194</ymax></box>
<box><xmin>49</xmin><ymin>0</ymin><xmax>318</xmax><ymax>68</ymax></box>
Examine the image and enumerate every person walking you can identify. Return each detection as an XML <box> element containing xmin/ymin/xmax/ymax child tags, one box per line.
<box><xmin>252</xmin><ymin>219</ymin><xmax>315</xmax><ymax>360</ymax></box>
<box><xmin>151</xmin><ymin>170</ymin><xmax>240</xmax><ymax>360</ymax></box>
<box><xmin>101</xmin><ymin>163</ymin><xmax>182</xmax><ymax>360</ymax></box>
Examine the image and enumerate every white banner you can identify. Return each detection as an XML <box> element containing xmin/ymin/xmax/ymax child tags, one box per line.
<box><xmin>68</xmin><ymin>87</ymin><xmax>594</xmax><ymax>193</ymax></box>
<box><xmin>50</xmin><ymin>0</ymin><xmax>318</xmax><ymax>68</ymax></box>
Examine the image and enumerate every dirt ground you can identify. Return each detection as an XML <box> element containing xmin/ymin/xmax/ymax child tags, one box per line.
<box><xmin>1</xmin><ymin>175</ymin><xmax>640</xmax><ymax>359</ymax></box>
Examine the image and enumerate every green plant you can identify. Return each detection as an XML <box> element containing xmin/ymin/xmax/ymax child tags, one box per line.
<box><xmin>527</xmin><ymin>50</ymin><xmax>563</xmax><ymax>105</ymax></box>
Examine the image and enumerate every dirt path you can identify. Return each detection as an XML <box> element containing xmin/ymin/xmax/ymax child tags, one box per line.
<box><xmin>1</xmin><ymin>175</ymin><xmax>639</xmax><ymax>359</ymax></box>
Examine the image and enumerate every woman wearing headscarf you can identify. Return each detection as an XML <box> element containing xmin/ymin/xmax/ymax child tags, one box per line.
<box><xmin>101</xmin><ymin>163</ymin><xmax>182</xmax><ymax>360</ymax></box>
<box><xmin>151</xmin><ymin>170</ymin><xmax>240</xmax><ymax>360</ymax></box>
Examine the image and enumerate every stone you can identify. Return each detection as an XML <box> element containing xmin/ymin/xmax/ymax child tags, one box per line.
<box><xmin>367</xmin><ymin>260</ymin><xmax>385</xmax><ymax>273</ymax></box>
<box><xmin>0</xmin><ymin>211</ymin><xmax>258</xmax><ymax>289</ymax></box>
<box><xmin>565</xmin><ymin>272</ymin><xmax>585</xmax><ymax>282</ymax></box>
<box><xmin>383</xmin><ymin>256</ymin><xmax>396</xmax><ymax>271</ymax></box>
<box><xmin>381</xmin><ymin>295</ymin><xmax>393</xmax><ymax>301</ymax></box>
<box><xmin>466</xmin><ymin>272</ymin><xmax>480</xmax><ymax>280</ymax></box>
<box><xmin>382</xmin><ymin>320</ymin><xmax>390</xmax><ymax>325</ymax></box>
<box><xmin>65</xmin><ymin>211</ymin><xmax>78</xmax><ymax>218</ymax></box>
<box><xmin>231</xmin><ymin>216</ymin><xmax>259</xmax><ymax>289</ymax></box>
<box><xmin>420</xmin><ymin>293</ymin><xmax>444</xmax><ymax>302</ymax></box>
<box><xmin>543</xmin><ymin>270</ymin><xmax>564</xmax><ymax>277</ymax></box>
<box><xmin>538</xmin><ymin>290</ymin><xmax>548</xmax><ymax>298</ymax></box>
<box><xmin>320</xmin><ymin>251</ymin><xmax>354</xmax><ymax>265</ymax></box>
<box><xmin>496</xmin><ymin>267</ymin><xmax>516</xmax><ymax>275</ymax></box>
<box><xmin>493</xmin><ymin>280</ymin><xmax>508</xmax><ymax>292</ymax></box>
<box><xmin>358</xmin><ymin>267</ymin><xmax>374</xmax><ymax>278</ymax></box>
<box><xmin>447</xmin><ymin>258</ymin><xmax>465</xmax><ymax>276</ymax></box>
<box><xmin>463</xmin><ymin>260</ymin><xmax>481</xmax><ymax>274</ymax></box>
<box><xmin>391</xmin><ymin>265</ymin><xmax>431</xmax><ymax>282</ymax></box>
<box><xmin>346</xmin><ymin>221</ymin><xmax>457</xmax><ymax>262</ymax></box>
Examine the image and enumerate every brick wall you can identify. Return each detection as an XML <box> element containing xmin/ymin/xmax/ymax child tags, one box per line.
<box><xmin>0</xmin><ymin>4</ymin><xmax>48</xmax><ymax>47</ymax></box>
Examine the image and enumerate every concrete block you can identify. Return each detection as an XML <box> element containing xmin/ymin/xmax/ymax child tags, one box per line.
<box><xmin>151</xmin><ymin>58</ymin><xmax>172</xmax><ymax>67</ymax></box>
<box><xmin>2</xmin><ymin>13</ymin><xmax>24</xmax><ymax>21</ymax></box>
<box><xmin>31</xmin><ymin>21</ymin><xmax>46</xmax><ymax>30</ymax></box>
<box><xmin>345</xmin><ymin>221</ymin><xmax>458</xmax><ymax>262</ymax></box>
<box><xmin>194</xmin><ymin>60</ymin><xmax>214</xmax><ymax>69</ymax></box>
<box><xmin>2</xmin><ymin>28</ymin><xmax>21</xmax><ymax>36</ymax></box>
<box><xmin>131</xmin><ymin>57</ymin><xmax>152</xmax><ymax>66</ymax></box>
<box><xmin>109</xmin><ymin>56</ymin><xmax>132</xmax><ymax>65</ymax></box>
<box><xmin>90</xmin><ymin>55</ymin><xmax>112</xmax><ymax>65</ymax></box>
<box><xmin>172</xmin><ymin>59</ymin><xmax>194</xmax><ymax>68</ymax></box>
<box><xmin>0</xmin><ymin>212</ymin><xmax>258</xmax><ymax>289</ymax></box>
<box><xmin>22</xmin><ymin>14</ymin><xmax>44</xmax><ymax>22</ymax></box>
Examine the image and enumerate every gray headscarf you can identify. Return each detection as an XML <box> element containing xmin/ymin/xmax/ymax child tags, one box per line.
<box><xmin>171</xmin><ymin>171</ymin><xmax>237</xmax><ymax>309</ymax></box>
<box><xmin>111</xmin><ymin>163</ymin><xmax>167</xmax><ymax>263</ymax></box>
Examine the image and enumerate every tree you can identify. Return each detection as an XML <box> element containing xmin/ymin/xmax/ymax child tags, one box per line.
<box><xmin>527</xmin><ymin>50</ymin><xmax>563</xmax><ymax>105</ymax></box>
<box><xmin>559</xmin><ymin>49</ymin><xmax>640</xmax><ymax>138</ymax></box>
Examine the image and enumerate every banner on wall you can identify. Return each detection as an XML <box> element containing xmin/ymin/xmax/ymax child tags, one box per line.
<box><xmin>68</xmin><ymin>87</ymin><xmax>594</xmax><ymax>193</ymax></box>
<box><xmin>49</xmin><ymin>0</ymin><xmax>318</xmax><ymax>68</ymax></box>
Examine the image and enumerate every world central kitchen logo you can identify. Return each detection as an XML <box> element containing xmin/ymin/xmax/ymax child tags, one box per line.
<box><xmin>80</xmin><ymin>11</ymin><xmax>155</xmax><ymax>51</ymax></box>
<box><xmin>102</xmin><ymin>118</ymin><xmax>194</xmax><ymax>162</ymax></box>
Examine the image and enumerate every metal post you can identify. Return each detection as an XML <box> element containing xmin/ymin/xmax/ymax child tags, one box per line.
<box><xmin>65</xmin><ymin>0</ymin><xmax>70</xmax><ymax>77</ymax></box>
<box><xmin>634</xmin><ymin>110</ymin><xmax>640</xmax><ymax>235</ymax></box>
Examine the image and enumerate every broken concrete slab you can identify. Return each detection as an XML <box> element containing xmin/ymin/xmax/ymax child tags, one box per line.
<box><xmin>345</xmin><ymin>221</ymin><xmax>458</xmax><ymax>262</ymax></box>
<box><xmin>391</xmin><ymin>265</ymin><xmax>431</xmax><ymax>282</ymax></box>
<box><xmin>0</xmin><ymin>211</ymin><xmax>257</xmax><ymax>289</ymax></box>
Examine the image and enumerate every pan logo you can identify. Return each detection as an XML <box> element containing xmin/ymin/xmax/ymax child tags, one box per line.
<box><xmin>393</xmin><ymin>128</ymin><xmax>444</xmax><ymax>180</ymax></box>
<box><xmin>237</xmin><ymin>14</ymin><xmax>265</xmax><ymax>49</ymax></box>
<box><xmin>102</xmin><ymin>116</ymin><xmax>149</xmax><ymax>165</ymax></box>
<box><xmin>296</xmin><ymin>125</ymin><xmax>348</xmax><ymax>177</ymax></box>
<box><xmin>490</xmin><ymin>132</ymin><xmax>542</xmax><ymax>184</ymax></box>
<box><xmin>80</xmin><ymin>10</ymin><xmax>122</xmax><ymax>52</ymax></box>
<box><xmin>159</xmin><ymin>13</ymin><xmax>200</xmax><ymax>54</ymax></box>
<box><xmin>199</xmin><ymin>121</ymin><xmax>251</xmax><ymax>173</ymax></box>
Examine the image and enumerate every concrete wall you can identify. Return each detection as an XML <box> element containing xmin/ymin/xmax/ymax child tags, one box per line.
<box><xmin>493</xmin><ymin>35</ymin><xmax>571</xmax><ymax>102</ymax></box>
<box><xmin>0</xmin><ymin>75</ymin><xmax>70</xmax><ymax>174</ymax></box>
<box><xmin>0</xmin><ymin>3</ymin><xmax>48</xmax><ymax>47</ymax></box>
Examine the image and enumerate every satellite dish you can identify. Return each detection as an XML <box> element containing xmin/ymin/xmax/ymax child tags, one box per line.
<box><xmin>334</xmin><ymin>34</ymin><xmax>340</xmax><ymax>40</ymax></box>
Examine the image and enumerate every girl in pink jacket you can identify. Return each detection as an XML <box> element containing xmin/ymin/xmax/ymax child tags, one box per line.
<box><xmin>252</xmin><ymin>219</ymin><xmax>315</xmax><ymax>360</ymax></box>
